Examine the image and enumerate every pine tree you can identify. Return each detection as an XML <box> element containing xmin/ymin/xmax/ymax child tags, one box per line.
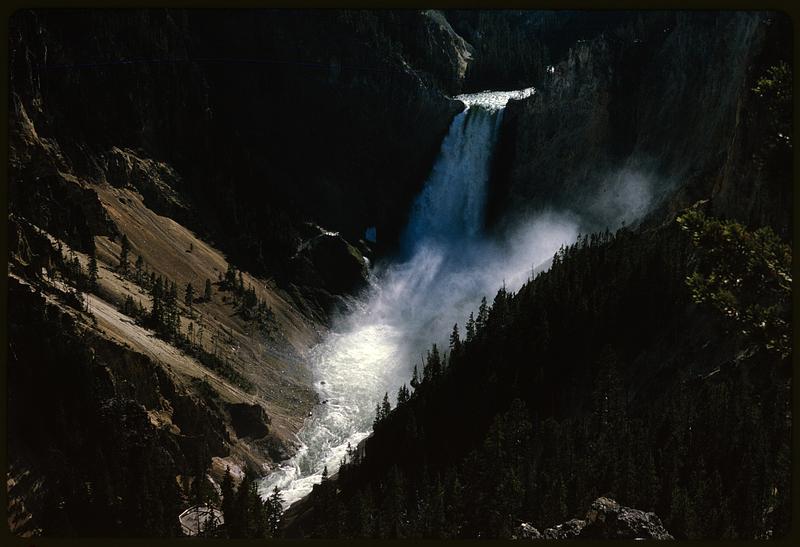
<box><xmin>119</xmin><ymin>234</ymin><xmax>131</xmax><ymax>274</ymax></box>
<box><xmin>200</xmin><ymin>507</ymin><xmax>220</xmax><ymax>537</ymax></box>
<box><xmin>135</xmin><ymin>255</ymin><xmax>144</xmax><ymax>283</ymax></box>
<box><xmin>444</xmin><ymin>469</ymin><xmax>465</xmax><ymax>538</ymax></box>
<box><xmin>190</xmin><ymin>460</ymin><xmax>217</xmax><ymax>508</ymax></box>
<box><xmin>410</xmin><ymin>365</ymin><xmax>420</xmax><ymax>389</ymax></box>
<box><xmin>379</xmin><ymin>466</ymin><xmax>406</xmax><ymax>538</ymax></box>
<box><xmin>592</xmin><ymin>347</ymin><xmax>625</xmax><ymax>435</ymax></box>
<box><xmin>224</xmin><ymin>263</ymin><xmax>236</xmax><ymax>290</ymax></box>
<box><xmin>490</xmin><ymin>286</ymin><xmax>510</xmax><ymax>331</ymax></box>
<box><xmin>465</xmin><ymin>312</ymin><xmax>475</xmax><ymax>343</ymax></box>
<box><xmin>66</xmin><ymin>253</ymin><xmax>83</xmax><ymax>286</ymax></box>
<box><xmin>423</xmin><ymin>344</ymin><xmax>441</xmax><ymax>381</ymax></box>
<box><xmin>381</xmin><ymin>392</ymin><xmax>392</xmax><ymax>419</ymax></box>
<box><xmin>252</xmin><ymin>486</ymin><xmax>267</xmax><ymax>538</ymax></box>
<box><xmin>88</xmin><ymin>248</ymin><xmax>99</xmax><ymax>292</ymax></box>
<box><xmin>266</xmin><ymin>487</ymin><xmax>284</xmax><ymax>537</ymax></box>
<box><xmin>449</xmin><ymin>323</ymin><xmax>462</xmax><ymax>356</ymax></box>
<box><xmin>351</xmin><ymin>488</ymin><xmax>375</xmax><ymax>537</ymax></box>
<box><xmin>314</xmin><ymin>464</ymin><xmax>342</xmax><ymax>538</ymax></box>
<box><xmin>122</xmin><ymin>295</ymin><xmax>136</xmax><ymax>317</ymax></box>
<box><xmin>150</xmin><ymin>276</ymin><xmax>164</xmax><ymax>327</ymax></box>
<box><xmin>233</xmin><ymin>469</ymin><xmax>258</xmax><ymax>538</ymax></box>
<box><xmin>476</xmin><ymin>297</ymin><xmax>489</xmax><ymax>334</ymax></box>
<box><xmin>204</xmin><ymin>278</ymin><xmax>213</xmax><ymax>301</ymax></box>
<box><xmin>169</xmin><ymin>281</ymin><xmax>179</xmax><ymax>336</ymax></box>
<box><xmin>185</xmin><ymin>282</ymin><xmax>195</xmax><ymax>311</ymax></box>
<box><xmin>220</xmin><ymin>467</ymin><xmax>235</xmax><ymax>537</ymax></box>
<box><xmin>397</xmin><ymin>384</ymin><xmax>410</xmax><ymax>406</ymax></box>
<box><xmin>678</xmin><ymin>207</ymin><xmax>791</xmax><ymax>358</ymax></box>
<box><xmin>428</xmin><ymin>474</ymin><xmax>446</xmax><ymax>538</ymax></box>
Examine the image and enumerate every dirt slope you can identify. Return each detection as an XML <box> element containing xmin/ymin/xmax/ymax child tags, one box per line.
<box><xmin>11</xmin><ymin>179</ymin><xmax>324</xmax><ymax>480</ymax></box>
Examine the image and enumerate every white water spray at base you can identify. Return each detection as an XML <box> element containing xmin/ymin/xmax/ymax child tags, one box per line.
<box><xmin>258</xmin><ymin>86</ymin><xmax>582</xmax><ymax>508</ymax></box>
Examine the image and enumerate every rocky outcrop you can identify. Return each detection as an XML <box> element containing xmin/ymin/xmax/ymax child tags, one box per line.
<box><xmin>446</xmin><ymin>10</ymin><xmax>551</xmax><ymax>92</ymax></box>
<box><xmin>446</xmin><ymin>12</ymin><xmax>639</xmax><ymax>93</ymax></box>
<box><xmin>515</xmin><ymin>522</ymin><xmax>543</xmax><ymax>539</ymax></box>
<box><xmin>383</xmin><ymin>10</ymin><xmax>475</xmax><ymax>95</ymax></box>
<box><xmin>541</xmin><ymin>518</ymin><xmax>588</xmax><ymax>539</ymax></box>
<box><xmin>293</xmin><ymin>230</ymin><xmax>369</xmax><ymax>295</ymax></box>
<box><xmin>514</xmin><ymin>497</ymin><xmax>674</xmax><ymax>540</ymax></box>
<box><xmin>288</xmin><ymin>224</ymin><xmax>371</xmax><ymax>319</ymax></box>
<box><xmin>581</xmin><ymin>497</ymin><xmax>673</xmax><ymax>540</ymax></box>
<box><xmin>9</xmin><ymin>215</ymin><xmax>62</xmax><ymax>278</ymax></box>
<box><xmin>103</xmin><ymin>147</ymin><xmax>190</xmax><ymax>221</ymax></box>
<box><xmin>9</xmin><ymin>95</ymin><xmax>118</xmax><ymax>251</ymax></box>
<box><xmin>227</xmin><ymin>403</ymin><xmax>271</xmax><ymax>440</ymax></box>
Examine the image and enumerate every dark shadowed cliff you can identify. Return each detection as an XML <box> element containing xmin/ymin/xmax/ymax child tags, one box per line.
<box><xmin>9</xmin><ymin>10</ymin><xmax>466</xmax><ymax>277</ymax></box>
<box><xmin>489</xmin><ymin>11</ymin><xmax>791</xmax><ymax>239</ymax></box>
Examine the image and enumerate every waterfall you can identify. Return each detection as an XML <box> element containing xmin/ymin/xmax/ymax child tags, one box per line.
<box><xmin>402</xmin><ymin>87</ymin><xmax>535</xmax><ymax>251</ymax></box>
<box><xmin>258</xmin><ymin>86</ymin><xmax>561</xmax><ymax>508</ymax></box>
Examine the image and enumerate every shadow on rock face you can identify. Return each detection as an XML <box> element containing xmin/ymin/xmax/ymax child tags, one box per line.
<box><xmin>227</xmin><ymin>403</ymin><xmax>271</xmax><ymax>440</ymax></box>
<box><xmin>291</xmin><ymin>224</ymin><xmax>370</xmax><ymax>296</ymax></box>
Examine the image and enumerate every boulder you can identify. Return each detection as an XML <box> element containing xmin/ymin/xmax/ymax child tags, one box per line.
<box><xmin>514</xmin><ymin>497</ymin><xmax>673</xmax><ymax>540</ymax></box>
<box><xmin>543</xmin><ymin>518</ymin><xmax>587</xmax><ymax>539</ymax></box>
<box><xmin>291</xmin><ymin>227</ymin><xmax>369</xmax><ymax>296</ymax></box>
<box><xmin>581</xmin><ymin>497</ymin><xmax>674</xmax><ymax>540</ymax></box>
<box><xmin>513</xmin><ymin>522</ymin><xmax>542</xmax><ymax>539</ymax></box>
<box><xmin>254</xmin><ymin>434</ymin><xmax>293</xmax><ymax>462</ymax></box>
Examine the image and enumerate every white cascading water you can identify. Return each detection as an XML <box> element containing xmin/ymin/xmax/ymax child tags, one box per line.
<box><xmin>258</xmin><ymin>86</ymin><xmax>582</xmax><ymax>508</ymax></box>
<box><xmin>401</xmin><ymin>90</ymin><xmax>526</xmax><ymax>248</ymax></box>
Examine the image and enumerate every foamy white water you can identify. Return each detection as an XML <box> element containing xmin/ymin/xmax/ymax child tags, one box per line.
<box><xmin>258</xmin><ymin>86</ymin><xmax>582</xmax><ymax>508</ymax></box>
<box><xmin>257</xmin><ymin>304</ymin><xmax>405</xmax><ymax>506</ymax></box>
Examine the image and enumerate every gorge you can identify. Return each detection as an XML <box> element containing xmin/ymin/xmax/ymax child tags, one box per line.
<box><xmin>7</xmin><ymin>9</ymin><xmax>792</xmax><ymax>541</ymax></box>
<box><xmin>258</xmin><ymin>86</ymin><xmax>579</xmax><ymax>507</ymax></box>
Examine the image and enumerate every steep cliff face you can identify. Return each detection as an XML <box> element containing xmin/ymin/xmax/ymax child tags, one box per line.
<box><xmin>491</xmin><ymin>11</ymin><xmax>791</xmax><ymax>238</ymax></box>
<box><xmin>9</xmin><ymin>10</ymin><xmax>466</xmax><ymax>275</ymax></box>
<box><xmin>446</xmin><ymin>11</ymin><xmax>645</xmax><ymax>93</ymax></box>
<box><xmin>386</xmin><ymin>10</ymin><xmax>475</xmax><ymax>96</ymax></box>
<box><xmin>707</xmin><ymin>15</ymin><xmax>792</xmax><ymax>238</ymax></box>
